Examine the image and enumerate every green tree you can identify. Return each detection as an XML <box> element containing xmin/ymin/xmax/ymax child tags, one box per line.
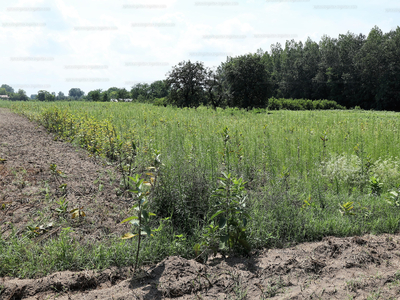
<box><xmin>109</xmin><ymin>91</ymin><xmax>118</xmax><ymax>100</ymax></box>
<box><xmin>45</xmin><ymin>92</ymin><xmax>55</xmax><ymax>102</ymax></box>
<box><xmin>131</xmin><ymin>83</ymin><xmax>150</xmax><ymax>101</ymax></box>
<box><xmin>101</xmin><ymin>91</ymin><xmax>110</xmax><ymax>102</ymax></box>
<box><xmin>56</xmin><ymin>91</ymin><xmax>66</xmax><ymax>101</ymax></box>
<box><xmin>68</xmin><ymin>88</ymin><xmax>85</xmax><ymax>100</ymax></box>
<box><xmin>221</xmin><ymin>53</ymin><xmax>271</xmax><ymax>109</ymax></box>
<box><xmin>37</xmin><ymin>90</ymin><xmax>47</xmax><ymax>101</ymax></box>
<box><xmin>87</xmin><ymin>89</ymin><xmax>102</xmax><ymax>102</ymax></box>
<box><xmin>149</xmin><ymin>80</ymin><xmax>169</xmax><ymax>99</ymax></box>
<box><xmin>166</xmin><ymin>60</ymin><xmax>206</xmax><ymax>108</ymax></box>
<box><xmin>0</xmin><ymin>84</ymin><xmax>14</xmax><ymax>94</ymax></box>
<box><xmin>117</xmin><ymin>88</ymin><xmax>130</xmax><ymax>100</ymax></box>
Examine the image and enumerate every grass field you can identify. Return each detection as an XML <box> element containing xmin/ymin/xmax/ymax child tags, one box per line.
<box><xmin>2</xmin><ymin>100</ymin><xmax>400</xmax><ymax>277</ymax></box>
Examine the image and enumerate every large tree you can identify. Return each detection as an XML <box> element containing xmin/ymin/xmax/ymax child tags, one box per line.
<box><xmin>37</xmin><ymin>90</ymin><xmax>54</xmax><ymax>102</ymax></box>
<box><xmin>87</xmin><ymin>89</ymin><xmax>102</xmax><ymax>102</ymax></box>
<box><xmin>56</xmin><ymin>91</ymin><xmax>66</xmax><ymax>101</ymax></box>
<box><xmin>166</xmin><ymin>60</ymin><xmax>206</xmax><ymax>108</ymax></box>
<box><xmin>221</xmin><ymin>53</ymin><xmax>271</xmax><ymax>109</ymax></box>
<box><xmin>68</xmin><ymin>88</ymin><xmax>85</xmax><ymax>100</ymax></box>
<box><xmin>0</xmin><ymin>84</ymin><xmax>14</xmax><ymax>94</ymax></box>
<box><xmin>117</xmin><ymin>88</ymin><xmax>130</xmax><ymax>99</ymax></box>
<box><xmin>131</xmin><ymin>83</ymin><xmax>150</xmax><ymax>100</ymax></box>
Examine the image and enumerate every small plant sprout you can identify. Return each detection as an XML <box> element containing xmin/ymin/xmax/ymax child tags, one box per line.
<box><xmin>50</xmin><ymin>164</ymin><xmax>63</xmax><ymax>176</ymax></box>
<box><xmin>55</xmin><ymin>197</ymin><xmax>69</xmax><ymax>215</ymax></box>
<box><xmin>70</xmin><ymin>207</ymin><xmax>86</xmax><ymax>219</ymax></box>
<box><xmin>58</xmin><ymin>183</ymin><xmax>68</xmax><ymax>195</ymax></box>
<box><xmin>121</xmin><ymin>174</ymin><xmax>157</xmax><ymax>271</ymax></box>
<box><xmin>339</xmin><ymin>201</ymin><xmax>356</xmax><ymax>216</ymax></box>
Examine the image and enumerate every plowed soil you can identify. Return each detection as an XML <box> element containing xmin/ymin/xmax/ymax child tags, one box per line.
<box><xmin>1</xmin><ymin>108</ymin><xmax>400</xmax><ymax>300</ymax></box>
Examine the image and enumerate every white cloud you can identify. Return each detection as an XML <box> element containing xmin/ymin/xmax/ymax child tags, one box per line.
<box><xmin>0</xmin><ymin>0</ymin><xmax>397</xmax><ymax>95</ymax></box>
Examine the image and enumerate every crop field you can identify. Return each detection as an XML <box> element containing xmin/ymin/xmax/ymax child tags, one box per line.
<box><xmin>2</xmin><ymin>101</ymin><xmax>400</xmax><ymax>285</ymax></box>
<box><xmin>6</xmin><ymin>101</ymin><xmax>400</xmax><ymax>236</ymax></box>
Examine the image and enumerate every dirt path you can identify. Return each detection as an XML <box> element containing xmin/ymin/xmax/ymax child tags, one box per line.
<box><xmin>2</xmin><ymin>108</ymin><xmax>400</xmax><ymax>299</ymax></box>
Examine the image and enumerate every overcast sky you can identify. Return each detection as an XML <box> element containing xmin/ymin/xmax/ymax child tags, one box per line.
<box><xmin>1</xmin><ymin>0</ymin><xmax>399</xmax><ymax>96</ymax></box>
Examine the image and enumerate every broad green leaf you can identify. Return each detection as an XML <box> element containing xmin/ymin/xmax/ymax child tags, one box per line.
<box><xmin>218</xmin><ymin>216</ymin><xmax>227</xmax><ymax>228</ymax></box>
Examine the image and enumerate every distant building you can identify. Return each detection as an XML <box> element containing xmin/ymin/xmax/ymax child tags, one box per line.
<box><xmin>0</xmin><ymin>95</ymin><xmax>10</xmax><ymax>99</ymax></box>
<box><xmin>110</xmin><ymin>98</ymin><xmax>133</xmax><ymax>102</ymax></box>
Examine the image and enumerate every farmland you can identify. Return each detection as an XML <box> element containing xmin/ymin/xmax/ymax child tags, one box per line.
<box><xmin>2</xmin><ymin>101</ymin><xmax>400</xmax><ymax>298</ymax></box>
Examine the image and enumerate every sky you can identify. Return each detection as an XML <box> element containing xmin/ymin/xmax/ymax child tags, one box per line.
<box><xmin>1</xmin><ymin>0</ymin><xmax>399</xmax><ymax>96</ymax></box>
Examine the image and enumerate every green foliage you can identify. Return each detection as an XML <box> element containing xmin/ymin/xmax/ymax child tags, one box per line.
<box><xmin>267</xmin><ymin>97</ymin><xmax>344</xmax><ymax>110</ymax></box>
<box><xmin>87</xmin><ymin>89</ymin><xmax>102</xmax><ymax>102</ymax></box>
<box><xmin>68</xmin><ymin>88</ymin><xmax>85</xmax><ymax>100</ymax></box>
<box><xmin>153</xmin><ymin>97</ymin><xmax>167</xmax><ymax>107</ymax></box>
<box><xmin>339</xmin><ymin>202</ymin><xmax>356</xmax><ymax>216</ymax></box>
<box><xmin>55</xmin><ymin>197</ymin><xmax>69</xmax><ymax>215</ymax></box>
<box><xmin>121</xmin><ymin>174</ymin><xmax>157</xmax><ymax>271</ymax></box>
<box><xmin>221</xmin><ymin>53</ymin><xmax>270</xmax><ymax>109</ymax></box>
<box><xmin>386</xmin><ymin>187</ymin><xmax>400</xmax><ymax>207</ymax></box>
<box><xmin>195</xmin><ymin>172</ymin><xmax>251</xmax><ymax>261</ymax></box>
<box><xmin>369</xmin><ymin>176</ymin><xmax>383</xmax><ymax>196</ymax></box>
<box><xmin>7</xmin><ymin>101</ymin><xmax>400</xmax><ymax>277</ymax></box>
<box><xmin>166</xmin><ymin>60</ymin><xmax>206</xmax><ymax>108</ymax></box>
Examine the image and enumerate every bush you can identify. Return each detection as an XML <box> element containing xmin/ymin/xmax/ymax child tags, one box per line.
<box><xmin>267</xmin><ymin>97</ymin><xmax>282</xmax><ymax>110</ymax></box>
<box><xmin>153</xmin><ymin>97</ymin><xmax>167</xmax><ymax>107</ymax></box>
<box><xmin>267</xmin><ymin>97</ymin><xmax>344</xmax><ymax>111</ymax></box>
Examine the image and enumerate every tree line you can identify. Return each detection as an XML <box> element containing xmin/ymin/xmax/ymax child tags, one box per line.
<box><xmin>2</xmin><ymin>26</ymin><xmax>398</xmax><ymax>110</ymax></box>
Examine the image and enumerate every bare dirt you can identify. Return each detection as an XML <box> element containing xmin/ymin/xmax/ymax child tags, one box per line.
<box><xmin>1</xmin><ymin>107</ymin><xmax>400</xmax><ymax>300</ymax></box>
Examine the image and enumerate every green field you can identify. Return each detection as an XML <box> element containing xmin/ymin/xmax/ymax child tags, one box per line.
<box><xmin>2</xmin><ymin>100</ymin><xmax>400</xmax><ymax>277</ymax></box>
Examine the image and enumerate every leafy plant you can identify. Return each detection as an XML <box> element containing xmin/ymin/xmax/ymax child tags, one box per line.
<box><xmin>55</xmin><ymin>197</ymin><xmax>69</xmax><ymax>215</ymax></box>
<box><xmin>117</xmin><ymin>140</ymin><xmax>137</xmax><ymax>190</ymax></box>
<box><xmin>58</xmin><ymin>183</ymin><xmax>68</xmax><ymax>195</ymax></box>
<box><xmin>121</xmin><ymin>174</ymin><xmax>157</xmax><ymax>271</ymax></box>
<box><xmin>369</xmin><ymin>176</ymin><xmax>383</xmax><ymax>196</ymax></box>
<box><xmin>50</xmin><ymin>164</ymin><xmax>64</xmax><ymax>177</ymax></box>
<box><xmin>339</xmin><ymin>201</ymin><xmax>355</xmax><ymax>216</ymax></box>
<box><xmin>195</xmin><ymin>172</ymin><xmax>251</xmax><ymax>261</ymax></box>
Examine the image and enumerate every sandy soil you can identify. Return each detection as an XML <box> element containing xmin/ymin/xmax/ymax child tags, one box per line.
<box><xmin>1</xmin><ymin>107</ymin><xmax>400</xmax><ymax>300</ymax></box>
